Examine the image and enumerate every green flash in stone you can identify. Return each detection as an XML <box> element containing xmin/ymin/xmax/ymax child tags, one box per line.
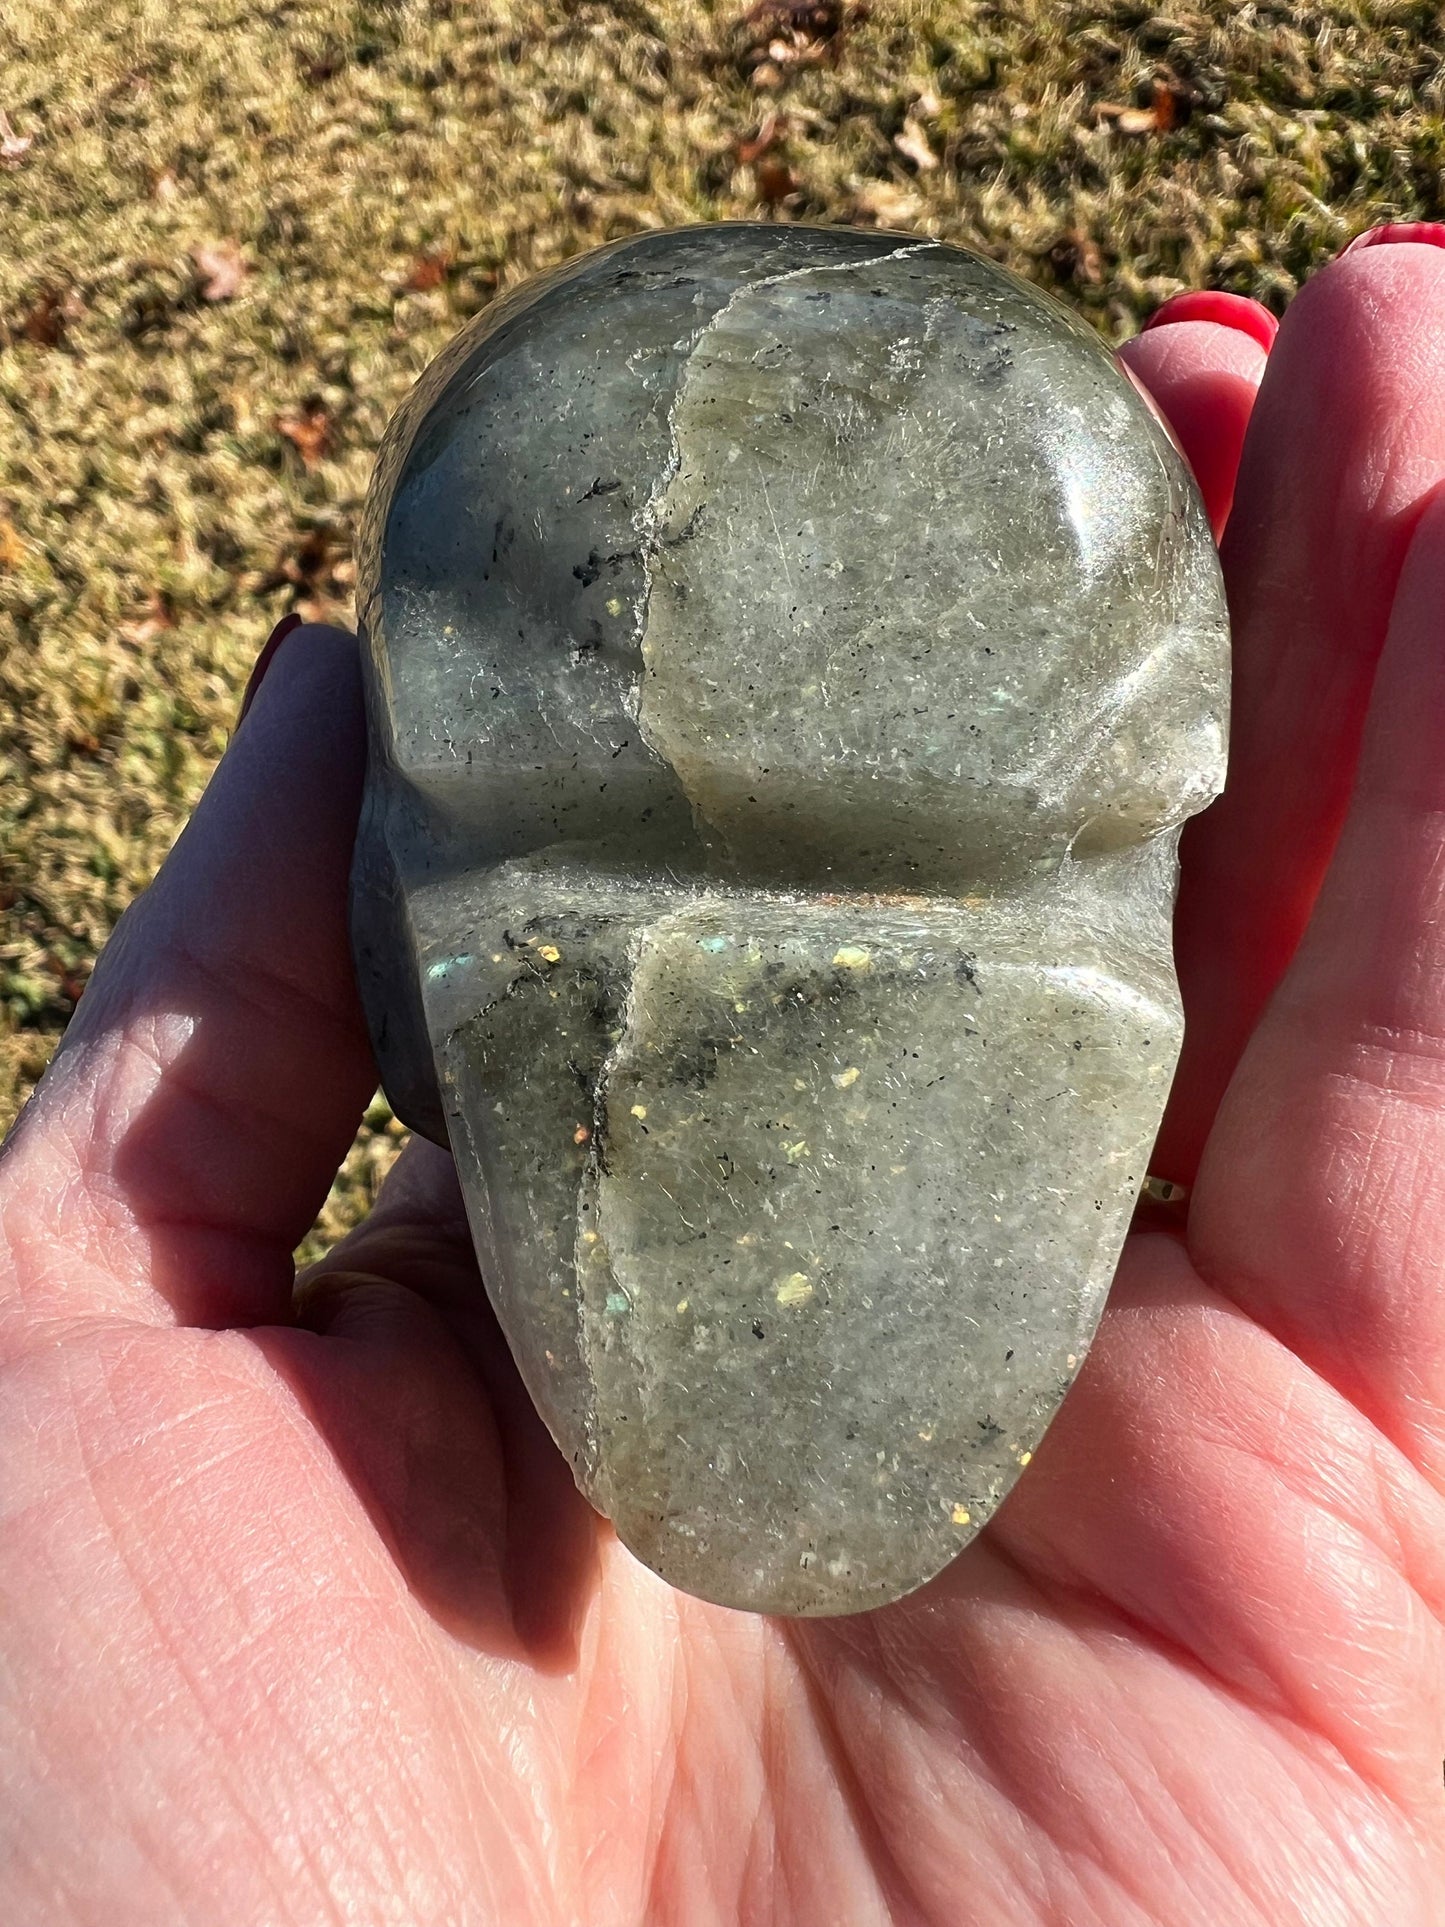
<box><xmin>350</xmin><ymin>223</ymin><xmax>1229</xmax><ymax>1616</ymax></box>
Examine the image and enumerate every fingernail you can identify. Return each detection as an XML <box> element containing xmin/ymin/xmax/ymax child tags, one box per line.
<box><xmin>238</xmin><ymin>613</ymin><xmax>303</xmax><ymax>723</ymax></box>
<box><xmin>1342</xmin><ymin>222</ymin><xmax>1445</xmax><ymax>254</ymax></box>
<box><xmin>1141</xmin><ymin>290</ymin><xmax>1279</xmax><ymax>354</ymax></box>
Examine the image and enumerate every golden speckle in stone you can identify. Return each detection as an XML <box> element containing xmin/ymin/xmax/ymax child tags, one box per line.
<box><xmin>783</xmin><ymin>1139</ymin><xmax>810</xmax><ymax>1162</ymax></box>
<box><xmin>676</xmin><ymin>1298</ymin><xmax>689</xmax><ymax>1313</ymax></box>
<box><xmin>1018</xmin><ymin>1451</ymin><xmax>1032</xmax><ymax>1466</ymax></box>
<box><xmin>582</xmin><ymin>1230</ymin><xmax>600</xmax><ymax>1244</ymax></box>
<box><xmin>630</xmin><ymin>1103</ymin><xmax>648</xmax><ymax>1119</ymax></box>
<box><xmin>950</xmin><ymin>1504</ymin><xmax>971</xmax><ymax>1526</ymax></box>
<box><xmin>572</xmin><ymin>1124</ymin><xmax>590</xmax><ymax>1144</ymax></box>
<box><xmin>776</xmin><ymin>1273</ymin><xmax>814</xmax><ymax>1307</ymax></box>
<box><xmin>917</xmin><ymin>1423</ymin><xmax>935</xmax><ymax>1442</ymax></box>
<box><xmin>606</xmin><ymin>596</ymin><xmax>623</xmax><ymax>616</ymax></box>
<box><xmin>832</xmin><ymin>1065</ymin><xmax>861</xmax><ymax>1088</ymax></box>
<box><xmin>536</xmin><ymin>943</ymin><xmax>562</xmax><ymax>964</ymax></box>
<box><xmin>832</xmin><ymin>945</ymin><xmax>872</xmax><ymax>970</ymax></box>
<box><xmin>1066</xmin><ymin>1354</ymin><xmax>1078</xmax><ymax>1369</ymax></box>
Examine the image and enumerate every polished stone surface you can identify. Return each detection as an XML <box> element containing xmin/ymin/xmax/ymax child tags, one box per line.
<box><xmin>351</xmin><ymin>223</ymin><xmax>1229</xmax><ymax>1615</ymax></box>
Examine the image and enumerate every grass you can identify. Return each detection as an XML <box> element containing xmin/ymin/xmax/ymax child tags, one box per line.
<box><xmin>1</xmin><ymin>0</ymin><xmax>1442</xmax><ymax>1257</ymax></box>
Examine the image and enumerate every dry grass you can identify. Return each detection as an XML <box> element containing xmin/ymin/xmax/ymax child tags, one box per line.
<box><xmin>2</xmin><ymin>0</ymin><xmax>1442</xmax><ymax>1257</ymax></box>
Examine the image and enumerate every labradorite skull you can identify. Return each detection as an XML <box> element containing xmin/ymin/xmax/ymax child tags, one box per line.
<box><xmin>351</xmin><ymin>224</ymin><xmax>1228</xmax><ymax>1615</ymax></box>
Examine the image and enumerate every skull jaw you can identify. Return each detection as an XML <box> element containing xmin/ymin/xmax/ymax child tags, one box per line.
<box><xmin>426</xmin><ymin>847</ymin><xmax>1179</xmax><ymax>1616</ymax></box>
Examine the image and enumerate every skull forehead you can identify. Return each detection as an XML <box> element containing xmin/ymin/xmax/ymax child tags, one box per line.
<box><xmin>365</xmin><ymin>225</ymin><xmax>1226</xmax><ymax>883</ymax></box>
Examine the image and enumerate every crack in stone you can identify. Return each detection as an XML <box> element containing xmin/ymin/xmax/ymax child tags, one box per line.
<box><xmin>628</xmin><ymin>241</ymin><xmax>936</xmax><ymax>797</ymax></box>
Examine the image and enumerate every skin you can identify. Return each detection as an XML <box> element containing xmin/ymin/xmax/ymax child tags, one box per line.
<box><xmin>3</xmin><ymin>239</ymin><xmax>1445</xmax><ymax>1926</ymax></box>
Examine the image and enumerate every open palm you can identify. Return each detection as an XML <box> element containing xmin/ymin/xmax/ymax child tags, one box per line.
<box><xmin>5</xmin><ymin>239</ymin><xmax>1445</xmax><ymax>1926</ymax></box>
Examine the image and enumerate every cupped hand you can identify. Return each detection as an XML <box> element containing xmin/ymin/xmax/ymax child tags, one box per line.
<box><xmin>5</xmin><ymin>238</ymin><xmax>1445</xmax><ymax>1927</ymax></box>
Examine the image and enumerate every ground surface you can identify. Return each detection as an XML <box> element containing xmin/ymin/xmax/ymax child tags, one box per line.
<box><xmin>2</xmin><ymin>0</ymin><xmax>1442</xmax><ymax>1253</ymax></box>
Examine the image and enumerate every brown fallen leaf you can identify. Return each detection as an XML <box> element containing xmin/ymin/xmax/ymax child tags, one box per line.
<box><xmin>402</xmin><ymin>248</ymin><xmax>452</xmax><ymax>292</ymax></box>
<box><xmin>0</xmin><ymin>111</ymin><xmax>33</xmax><ymax>168</ymax></box>
<box><xmin>754</xmin><ymin>156</ymin><xmax>800</xmax><ymax>205</ymax></box>
<box><xmin>893</xmin><ymin>116</ymin><xmax>937</xmax><ymax>172</ymax></box>
<box><xmin>1096</xmin><ymin>77</ymin><xmax>1193</xmax><ymax>138</ymax></box>
<box><xmin>190</xmin><ymin>239</ymin><xmax>249</xmax><ymax>302</ymax></box>
<box><xmin>276</xmin><ymin>395</ymin><xmax>331</xmax><ymax>470</ymax></box>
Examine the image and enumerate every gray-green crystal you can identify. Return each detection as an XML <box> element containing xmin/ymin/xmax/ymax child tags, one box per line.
<box><xmin>350</xmin><ymin>224</ymin><xmax>1229</xmax><ymax>1616</ymax></box>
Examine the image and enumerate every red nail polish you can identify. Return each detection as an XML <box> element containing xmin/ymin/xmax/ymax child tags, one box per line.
<box><xmin>1141</xmin><ymin>290</ymin><xmax>1279</xmax><ymax>354</ymax></box>
<box><xmin>1342</xmin><ymin>222</ymin><xmax>1445</xmax><ymax>254</ymax></box>
<box><xmin>238</xmin><ymin>613</ymin><xmax>303</xmax><ymax>723</ymax></box>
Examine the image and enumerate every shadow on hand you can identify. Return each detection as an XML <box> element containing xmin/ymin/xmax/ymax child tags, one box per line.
<box><xmin>96</xmin><ymin>943</ymin><xmax>598</xmax><ymax>1673</ymax></box>
<box><xmin>259</xmin><ymin>1149</ymin><xmax>601</xmax><ymax>1674</ymax></box>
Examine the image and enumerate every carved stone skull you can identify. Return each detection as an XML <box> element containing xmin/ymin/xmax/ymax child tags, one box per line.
<box><xmin>351</xmin><ymin>224</ymin><xmax>1228</xmax><ymax>1615</ymax></box>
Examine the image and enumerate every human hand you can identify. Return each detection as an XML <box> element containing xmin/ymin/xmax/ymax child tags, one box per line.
<box><xmin>4</xmin><ymin>232</ymin><xmax>1445</xmax><ymax>1926</ymax></box>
